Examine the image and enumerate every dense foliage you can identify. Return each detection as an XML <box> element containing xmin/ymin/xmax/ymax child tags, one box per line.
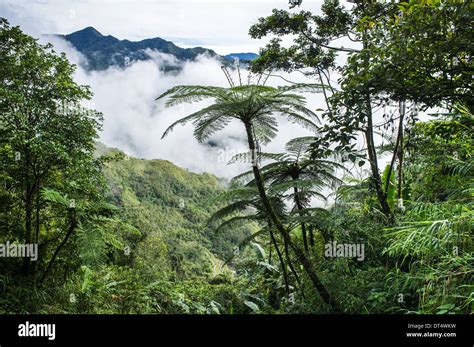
<box><xmin>0</xmin><ymin>0</ymin><xmax>472</xmax><ymax>315</ymax></box>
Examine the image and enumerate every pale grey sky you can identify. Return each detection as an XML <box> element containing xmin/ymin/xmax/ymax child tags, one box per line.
<box><xmin>0</xmin><ymin>0</ymin><xmax>324</xmax><ymax>54</ymax></box>
<box><xmin>1</xmin><ymin>0</ymin><xmax>409</xmax><ymax>204</ymax></box>
<box><xmin>1</xmin><ymin>0</ymin><xmax>335</xmax><ymax>182</ymax></box>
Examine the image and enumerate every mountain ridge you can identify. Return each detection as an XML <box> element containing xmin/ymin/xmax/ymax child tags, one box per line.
<box><xmin>54</xmin><ymin>27</ymin><xmax>258</xmax><ymax>71</ymax></box>
<box><xmin>224</xmin><ymin>52</ymin><xmax>259</xmax><ymax>61</ymax></box>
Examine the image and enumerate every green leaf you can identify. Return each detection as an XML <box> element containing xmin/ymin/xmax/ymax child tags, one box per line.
<box><xmin>244</xmin><ymin>301</ymin><xmax>260</xmax><ymax>313</ymax></box>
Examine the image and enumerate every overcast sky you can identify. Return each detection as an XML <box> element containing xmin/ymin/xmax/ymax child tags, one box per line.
<box><xmin>0</xmin><ymin>0</ymin><xmax>324</xmax><ymax>54</ymax></box>
<box><xmin>1</xmin><ymin>0</ymin><xmax>401</xmax><ymax>205</ymax></box>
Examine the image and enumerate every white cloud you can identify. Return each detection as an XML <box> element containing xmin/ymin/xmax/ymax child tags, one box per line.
<box><xmin>86</xmin><ymin>54</ymin><xmax>320</xmax><ymax>177</ymax></box>
<box><xmin>40</xmin><ymin>33</ymin><xmax>323</xmax><ymax>178</ymax></box>
<box><xmin>1</xmin><ymin>0</ymin><xmax>330</xmax><ymax>179</ymax></box>
<box><xmin>3</xmin><ymin>0</ymin><xmax>417</xmax><ymax>188</ymax></box>
<box><xmin>2</xmin><ymin>0</ymin><xmax>316</xmax><ymax>55</ymax></box>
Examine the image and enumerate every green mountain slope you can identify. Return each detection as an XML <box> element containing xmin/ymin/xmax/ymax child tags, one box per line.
<box><xmin>98</xmin><ymin>145</ymin><xmax>248</xmax><ymax>280</ymax></box>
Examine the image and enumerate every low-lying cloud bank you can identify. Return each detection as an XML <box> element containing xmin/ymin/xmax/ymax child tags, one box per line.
<box><xmin>43</xmin><ymin>36</ymin><xmax>322</xmax><ymax>179</ymax></box>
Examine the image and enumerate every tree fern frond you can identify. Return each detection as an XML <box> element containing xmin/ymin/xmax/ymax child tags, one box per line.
<box><xmin>161</xmin><ymin>112</ymin><xmax>203</xmax><ymax>139</ymax></box>
<box><xmin>214</xmin><ymin>215</ymin><xmax>260</xmax><ymax>234</ymax></box>
<box><xmin>41</xmin><ymin>188</ymin><xmax>70</xmax><ymax>208</ymax></box>
<box><xmin>227</xmin><ymin>151</ymin><xmax>285</xmax><ymax>165</ymax></box>
<box><xmin>156</xmin><ymin>85</ymin><xmax>227</xmax><ymax>106</ymax></box>
<box><xmin>193</xmin><ymin>114</ymin><xmax>231</xmax><ymax>143</ymax></box>
<box><xmin>208</xmin><ymin>200</ymin><xmax>255</xmax><ymax>224</ymax></box>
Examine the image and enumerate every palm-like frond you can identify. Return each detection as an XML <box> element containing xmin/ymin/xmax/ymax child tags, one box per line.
<box><xmin>156</xmin><ymin>85</ymin><xmax>228</xmax><ymax>106</ymax></box>
<box><xmin>227</xmin><ymin>151</ymin><xmax>285</xmax><ymax>165</ymax></box>
<box><xmin>157</xmin><ymin>83</ymin><xmax>323</xmax><ymax>145</ymax></box>
<box><xmin>285</xmin><ymin>136</ymin><xmax>317</xmax><ymax>152</ymax></box>
<box><xmin>252</xmin><ymin>114</ymin><xmax>279</xmax><ymax>144</ymax></box>
<box><xmin>41</xmin><ymin>188</ymin><xmax>70</xmax><ymax>208</ymax></box>
<box><xmin>208</xmin><ymin>200</ymin><xmax>255</xmax><ymax>225</ymax></box>
<box><xmin>209</xmin><ymin>181</ymin><xmax>287</xmax><ymax>237</ymax></box>
<box><xmin>214</xmin><ymin>215</ymin><xmax>261</xmax><ymax>234</ymax></box>
<box><xmin>269</xmin><ymin>178</ymin><xmax>325</xmax><ymax>196</ymax></box>
<box><xmin>287</xmin><ymin>190</ymin><xmax>327</xmax><ymax>203</ymax></box>
<box><xmin>192</xmin><ymin>113</ymin><xmax>231</xmax><ymax>143</ymax></box>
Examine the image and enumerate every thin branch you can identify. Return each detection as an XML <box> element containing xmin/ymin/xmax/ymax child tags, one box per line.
<box><xmin>300</xmin><ymin>29</ymin><xmax>361</xmax><ymax>53</ymax></box>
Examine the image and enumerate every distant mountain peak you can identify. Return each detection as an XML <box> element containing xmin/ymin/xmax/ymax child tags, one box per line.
<box><xmin>71</xmin><ymin>26</ymin><xmax>103</xmax><ymax>37</ymax></box>
<box><xmin>64</xmin><ymin>26</ymin><xmax>114</xmax><ymax>53</ymax></box>
<box><xmin>59</xmin><ymin>27</ymin><xmax>221</xmax><ymax>71</ymax></box>
<box><xmin>57</xmin><ymin>27</ymin><xmax>256</xmax><ymax>71</ymax></box>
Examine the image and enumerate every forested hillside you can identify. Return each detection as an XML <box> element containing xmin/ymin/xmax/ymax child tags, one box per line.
<box><xmin>99</xmin><ymin>144</ymin><xmax>249</xmax><ymax>279</ymax></box>
<box><xmin>54</xmin><ymin>26</ymin><xmax>219</xmax><ymax>71</ymax></box>
<box><xmin>0</xmin><ymin>0</ymin><xmax>472</xmax><ymax>316</ymax></box>
<box><xmin>1</xmin><ymin>141</ymin><xmax>259</xmax><ymax>313</ymax></box>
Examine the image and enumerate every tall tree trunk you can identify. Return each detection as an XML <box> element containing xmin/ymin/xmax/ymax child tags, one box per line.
<box><xmin>244</xmin><ymin>122</ymin><xmax>341</xmax><ymax>312</ymax></box>
<box><xmin>293</xmin><ymin>185</ymin><xmax>309</xmax><ymax>252</ymax></box>
<box><xmin>39</xmin><ymin>209</ymin><xmax>77</xmax><ymax>284</ymax></box>
<box><xmin>397</xmin><ymin>102</ymin><xmax>405</xmax><ymax>200</ymax></box>
<box><xmin>364</xmin><ymin>93</ymin><xmax>391</xmax><ymax>218</ymax></box>
<box><xmin>35</xmin><ymin>179</ymin><xmax>40</xmax><ymax>244</ymax></box>
<box><xmin>361</xmin><ymin>21</ymin><xmax>392</xmax><ymax>219</ymax></box>
<box><xmin>22</xmin><ymin>148</ymin><xmax>32</xmax><ymax>276</ymax></box>
<box><xmin>23</xmin><ymin>191</ymin><xmax>32</xmax><ymax>275</ymax></box>
<box><xmin>384</xmin><ymin>100</ymin><xmax>405</xmax><ymax>200</ymax></box>
<box><xmin>31</xmin><ymin>178</ymin><xmax>41</xmax><ymax>275</ymax></box>
<box><xmin>397</xmin><ymin>148</ymin><xmax>404</xmax><ymax>200</ymax></box>
<box><xmin>269</xmin><ymin>226</ymin><xmax>290</xmax><ymax>296</ymax></box>
<box><xmin>308</xmin><ymin>224</ymin><xmax>315</xmax><ymax>247</ymax></box>
<box><xmin>317</xmin><ymin>68</ymin><xmax>333</xmax><ymax>117</ymax></box>
<box><xmin>283</xmin><ymin>234</ymin><xmax>301</xmax><ymax>287</ymax></box>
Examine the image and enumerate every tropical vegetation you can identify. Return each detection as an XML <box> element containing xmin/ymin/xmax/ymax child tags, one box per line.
<box><xmin>0</xmin><ymin>0</ymin><xmax>472</xmax><ymax>314</ymax></box>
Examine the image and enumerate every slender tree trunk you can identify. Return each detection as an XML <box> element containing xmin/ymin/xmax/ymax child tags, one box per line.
<box><xmin>23</xmin><ymin>191</ymin><xmax>32</xmax><ymax>275</ymax></box>
<box><xmin>317</xmin><ymin>68</ymin><xmax>333</xmax><ymax>117</ymax></box>
<box><xmin>361</xmin><ymin>21</ymin><xmax>392</xmax><ymax>219</ymax></box>
<box><xmin>268</xmin><ymin>241</ymin><xmax>273</xmax><ymax>263</ymax></box>
<box><xmin>364</xmin><ymin>95</ymin><xmax>391</xmax><ymax>218</ymax></box>
<box><xmin>22</xmin><ymin>149</ymin><xmax>32</xmax><ymax>276</ymax></box>
<box><xmin>31</xmin><ymin>179</ymin><xmax>41</xmax><ymax>275</ymax></box>
<box><xmin>384</xmin><ymin>100</ymin><xmax>405</xmax><ymax>199</ymax></box>
<box><xmin>397</xmin><ymin>148</ymin><xmax>404</xmax><ymax>200</ymax></box>
<box><xmin>35</xmin><ymin>179</ymin><xmax>40</xmax><ymax>244</ymax></box>
<box><xmin>244</xmin><ymin>122</ymin><xmax>341</xmax><ymax>312</ymax></box>
<box><xmin>39</xmin><ymin>209</ymin><xmax>77</xmax><ymax>284</ymax></box>
<box><xmin>283</xmin><ymin>235</ymin><xmax>301</xmax><ymax>287</ymax></box>
<box><xmin>397</xmin><ymin>102</ymin><xmax>405</xmax><ymax>200</ymax></box>
<box><xmin>308</xmin><ymin>224</ymin><xmax>315</xmax><ymax>247</ymax></box>
<box><xmin>269</xmin><ymin>227</ymin><xmax>290</xmax><ymax>296</ymax></box>
<box><xmin>293</xmin><ymin>186</ymin><xmax>309</xmax><ymax>252</ymax></box>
